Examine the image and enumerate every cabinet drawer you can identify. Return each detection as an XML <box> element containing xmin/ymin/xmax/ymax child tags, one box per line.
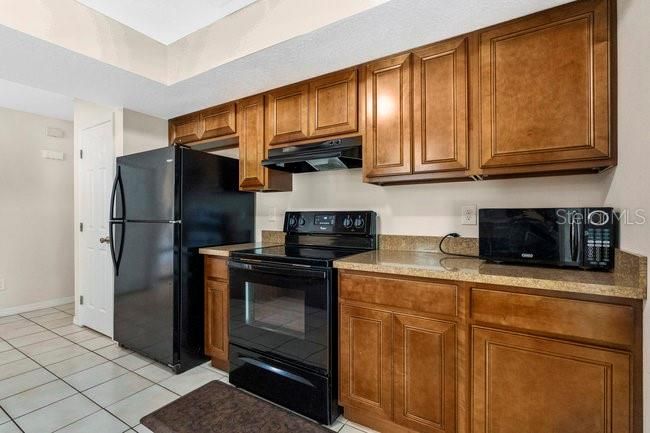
<box><xmin>205</xmin><ymin>257</ymin><xmax>228</xmax><ymax>281</ymax></box>
<box><xmin>340</xmin><ymin>272</ymin><xmax>458</xmax><ymax>317</ymax></box>
<box><xmin>470</xmin><ymin>288</ymin><xmax>635</xmax><ymax>346</ymax></box>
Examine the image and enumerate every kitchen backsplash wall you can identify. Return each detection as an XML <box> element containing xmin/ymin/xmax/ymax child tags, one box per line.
<box><xmin>254</xmin><ymin>168</ymin><xmax>610</xmax><ymax>241</ymax></box>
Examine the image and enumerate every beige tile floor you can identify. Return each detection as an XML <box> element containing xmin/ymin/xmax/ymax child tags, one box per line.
<box><xmin>0</xmin><ymin>303</ymin><xmax>375</xmax><ymax>433</ymax></box>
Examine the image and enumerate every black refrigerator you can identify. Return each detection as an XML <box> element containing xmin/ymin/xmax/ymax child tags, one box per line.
<box><xmin>109</xmin><ymin>146</ymin><xmax>254</xmax><ymax>373</ymax></box>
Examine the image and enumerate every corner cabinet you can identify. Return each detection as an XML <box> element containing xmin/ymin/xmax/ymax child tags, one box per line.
<box><xmin>478</xmin><ymin>0</ymin><xmax>615</xmax><ymax>173</ymax></box>
<box><xmin>237</xmin><ymin>95</ymin><xmax>292</xmax><ymax>191</ymax></box>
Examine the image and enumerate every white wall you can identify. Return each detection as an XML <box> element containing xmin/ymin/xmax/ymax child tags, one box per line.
<box><xmin>122</xmin><ymin>109</ymin><xmax>167</xmax><ymax>155</ymax></box>
<box><xmin>604</xmin><ymin>0</ymin><xmax>650</xmax><ymax>428</ymax></box>
<box><xmin>256</xmin><ymin>170</ymin><xmax>610</xmax><ymax>241</ymax></box>
<box><xmin>0</xmin><ymin>107</ymin><xmax>74</xmax><ymax>313</ymax></box>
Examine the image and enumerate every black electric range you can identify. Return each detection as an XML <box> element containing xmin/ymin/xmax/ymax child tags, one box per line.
<box><xmin>227</xmin><ymin>211</ymin><xmax>376</xmax><ymax>425</ymax></box>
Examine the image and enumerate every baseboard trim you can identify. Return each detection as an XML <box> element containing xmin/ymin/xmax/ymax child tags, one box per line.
<box><xmin>0</xmin><ymin>296</ymin><xmax>75</xmax><ymax>317</ymax></box>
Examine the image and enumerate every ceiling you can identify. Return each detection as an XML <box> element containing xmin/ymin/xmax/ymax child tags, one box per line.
<box><xmin>0</xmin><ymin>0</ymin><xmax>573</xmax><ymax>121</ymax></box>
<box><xmin>75</xmin><ymin>0</ymin><xmax>259</xmax><ymax>45</ymax></box>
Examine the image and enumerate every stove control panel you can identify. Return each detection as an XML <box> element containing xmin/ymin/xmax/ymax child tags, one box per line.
<box><xmin>284</xmin><ymin>211</ymin><xmax>376</xmax><ymax>235</ymax></box>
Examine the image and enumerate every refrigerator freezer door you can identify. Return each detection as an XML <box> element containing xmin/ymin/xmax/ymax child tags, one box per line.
<box><xmin>114</xmin><ymin>221</ymin><xmax>178</xmax><ymax>367</ymax></box>
<box><xmin>116</xmin><ymin>147</ymin><xmax>178</xmax><ymax>222</ymax></box>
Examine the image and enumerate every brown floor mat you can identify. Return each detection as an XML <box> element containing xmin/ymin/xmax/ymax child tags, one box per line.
<box><xmin>140</xmin><ymin>380</ymin><xmax>332</xmax><ymax>433</ymax></box>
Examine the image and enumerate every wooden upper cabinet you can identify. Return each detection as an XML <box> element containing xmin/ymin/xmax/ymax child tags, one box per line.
<box><xmin>479</xmin><ymin>0</ymin><xmax>613</xmax><ymax>170</ymax></box>
<box><xmin>201</xmin><ymin>102</ymin><xmax>236</xmax><ymax>140</ymax></box>
<box><xmin>393</xmin><ymin>315</ymin><xmax>456</xmax><ymax>433</ymax></box>
<box><xmin>266</xmin><ymin>83</ymin><xmax>310</xmax><ymax>146</ymax></box>
<box><xmin>308</xmin><ymin>69</ymin><xmax>358</xmax><ymax>138</ymax></box>
<box><xmin>413</xmin><ymin>37</ymin><xmax>469</xmax><ymax>174</ymax></box>
<box><xmin>339</xmin><ymin>304</ymin><xmax>393</xmax><ymax>420</ymax></box>
<box><xmin>472</xmin><ymin>327</ymin><xmax>631</xmax><ymax>433</ymax></box>
<box><xmin>365</xmin><ymin>54</ymin><xmax>413</xmax><ymax>178</ymax></box>
<box><xmin>238</xmin><ymin>96</ymin><xmax>292</xmax><ymax>192</ymax></box>
<box><xmin>170</xmin><ymin>113</ymin><xmax>201</xmax><ymax>145</ymax></box>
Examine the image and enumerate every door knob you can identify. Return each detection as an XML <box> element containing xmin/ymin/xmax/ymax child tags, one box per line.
<box><xmin>99</xmin><ymin>236</ymin><xmax>112</xmax><ymax>244</ymax></box>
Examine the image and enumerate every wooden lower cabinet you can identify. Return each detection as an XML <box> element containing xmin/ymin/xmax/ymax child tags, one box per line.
<box><xmin>393</xmin><ymin>314</ymin><xmax>456</xmax><ymax>433</ymax></box>
<box><xmin>339</xmin><ymin>301</ymin><xmax>456</xmax><ymax>433</ymax></box>
<box><xmin>472</xmin><ymin>327</ymin><xmax>632</xmax><ymax>433</ymax></box>
<box><xmin>204</xmin><ymin>257</ymin><xmax>229</xmax><ymax>370</ymax></box>
<box><xmin>339</xmin><ymin>271</ymin><xmax>641</xmax><ymax>433</ymax></box>
<box><xmin>339</xmin><ymin>304</ymin><xmax>393</xmax><ymax>420</ymax></box>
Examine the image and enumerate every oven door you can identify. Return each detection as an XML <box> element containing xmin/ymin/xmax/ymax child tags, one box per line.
<box><xmin>229</xmin><ymin>258</ymin><xmax>332</xmax><ymax>373</ymax></box>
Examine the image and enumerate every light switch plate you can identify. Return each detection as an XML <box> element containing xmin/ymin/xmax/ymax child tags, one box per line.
<box><xmin>461</xmin><ymin>205</ymin><xmax>477</xmax><ymax>225</ymax></box>
<box><xmin>0</xmin><ymin>278</ymin><xmax>5</xmax><ymax>292</ymax></box>
<box><xmin>269</xmin><ymin>207</ymin><xmax>278</xmax><ymax>223</ymax></box>
<box><xmin>41</xmin><ymin>150</ymin><xmax>65</xmax><ymax>160</ymax></box>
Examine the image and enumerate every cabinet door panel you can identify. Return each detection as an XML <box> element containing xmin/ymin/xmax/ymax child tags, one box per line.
<box><xmin>171</xmin><ymin>113</ymin><xmax>201</xmax><ymax>144</ymax></box>
<box><xmin>472</xmin><ymin>327</ymin><xmax>631</xmax><ymax>433</ymax></box>
<box><xmin>413</xmin><ymin>37</ymin><xmax>469</xmax><ymax>173</ymax></box>
<box><xmin>339</xmin><ymin>304</ymin><xmax>392</xmax><ymax>420</ymax></box>
<box><xmin>202</xmin><ymin>103</ymin><xmax>236</xmax><ymax>140</ymax></box>
<box><xmin>205</xmin><ymin>279</ymin><xmax>228</xmax><ymax>362</ymax></box>
<box><xmin>266</xmin><ymin>84</ymin><xmax>309</xmax><ymax>145</ymax></box>
<box><xmin>238</xmin><ymin>96</ymin><xmax>266</xmax><ymax>190</ymax></box>
<box><xmin>309</xmin><ymin>69</ymin><xmax>358</xmax><ymax>138</ymax></box>
<box><xmin>365</xmin><ymin>54</ymin><xmax>412</xmax><ymax>177</ymax></box>
<box><xmin>394</xmin><ymin>315</ymin><xmax>456</xmax><ymax>433</ymax></box>
<box><xmin>479</xmin><ymin>0</ymin><xmax>612</xmax><ymax>169</ymax></box>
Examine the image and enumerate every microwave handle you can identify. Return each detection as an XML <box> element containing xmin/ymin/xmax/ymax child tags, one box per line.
<box><xmin>570</xmin><ymin>212</ymin><xmax>583</xmax><ymax>263</ymax></box>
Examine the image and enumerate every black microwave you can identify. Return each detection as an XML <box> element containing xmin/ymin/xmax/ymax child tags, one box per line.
<box><xmin>479</xmin><ymin>208</ymin><xmax>617</xmax><ymax>270</ymax></box>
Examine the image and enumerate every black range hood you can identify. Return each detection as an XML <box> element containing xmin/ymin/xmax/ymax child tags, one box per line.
<box><xmin>261</xmin><ymin>138</ymin><xmax>362</xmax><ymax>173</ymax></box>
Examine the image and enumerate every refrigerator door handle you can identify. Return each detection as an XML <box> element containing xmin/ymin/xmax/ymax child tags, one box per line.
<box><xmin>109</xmin><ymin>221</ymin><xmax>126</xmax><ymax>276</ymax></box>
<box><xmin>110</xmin><ymin>166</ymin><xmax>126</xmax><ymax>221</ymax></box>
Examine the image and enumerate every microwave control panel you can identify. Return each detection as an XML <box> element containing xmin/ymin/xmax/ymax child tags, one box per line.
<box><xmin>584</xmin><ymin>208</ymin><xmax>616</xmax><ymax>270</ymax></box>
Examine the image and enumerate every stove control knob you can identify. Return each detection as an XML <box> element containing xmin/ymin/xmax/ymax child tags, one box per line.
<box><xmin>343</xmin><ymin>215</ymin><xmax>353</xmax><ymax>229</ymax></box>
<box><xmin>288</xmin><ymin>215</ymin><xmax>298</xmax><ymax>228</ymax></box>
<box><xmin>354</xmin><ymin>216</ymin><xmax>365</xmax><ymax>229</ymax></box>
<box><xmin>299</xmin><ymin>217</ymin><xmax>306</xmax><ymax>226</ymax></box>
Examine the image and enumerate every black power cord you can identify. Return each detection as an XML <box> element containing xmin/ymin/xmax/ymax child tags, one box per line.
<box><xmin>438</xmin><ymin>233</ymin><xmax>481</xmax><ymax>258</ymax></box>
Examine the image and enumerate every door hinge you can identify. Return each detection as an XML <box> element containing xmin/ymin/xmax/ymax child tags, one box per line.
<box><xmin>80</xmin><ymin>222</ymin><xmax>84</xmax><ymax>232</ymax></box>
<box><xmin>80</xmin><ymin>149</ymin><xmax>83</xmax><ymax>159</ymax></box>
<box><xmin>79</xmin><ymin>295</ymin><xmax>84</xmax><ymax>305</ymax></box>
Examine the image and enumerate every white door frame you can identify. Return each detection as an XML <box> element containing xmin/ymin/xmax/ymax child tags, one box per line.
<box><xmin>74</xmin><ymin>115</ymin><xmax>115</xmax><ymax>337</ymax></box>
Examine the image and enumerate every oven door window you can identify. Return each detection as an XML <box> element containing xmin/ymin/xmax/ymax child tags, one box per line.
<box><xmin>245</xmin><ymin>283</ymin><xmax>306</xmax><ymax>339</ymax></box>
<box><xmin>229</xmin><ymin>261</ymin><xmax>330</xmax><ymax>372</ymax></box>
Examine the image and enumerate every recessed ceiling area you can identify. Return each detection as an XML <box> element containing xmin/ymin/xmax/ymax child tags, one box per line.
<box><xmin>75</xmin><ymin>0</ymin><xmax>259</xmax><ymax>44</ymax></box>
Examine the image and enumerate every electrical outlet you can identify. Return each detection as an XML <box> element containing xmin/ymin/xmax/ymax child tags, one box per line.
<box><xmin>461</xmin><ymin>205</ymin><xmax>477</xmax><ymax>225</ymax></box>
<box><xmin>0</xmin><ymin>278</ymin><xmax>5</xmax><ymax>292</ymax></box>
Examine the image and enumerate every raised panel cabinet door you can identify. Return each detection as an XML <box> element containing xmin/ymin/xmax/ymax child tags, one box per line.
<box><xmin>365</xmin><ymin>53</ymin><xmax>413</xmax><ymax>178</ymax></box>
<box><xmin>170</xmin><ymin>113</ymin><xmax>202</xmax><ymax>144</ymax></box>
<box><xmin>413</xmin><ymin>37</ymin><xmax>469</xmax><ymax>174</ymax></box>
<box><xmin>201</xmin><ymin>102</ymin><xmax>236</xmax><ymax>140</ymax></box>
<box><xmin>308</xmin><ymin>69</ymin><xmax>358</xmax><ymax>138</ymax></box>
<box><xmin>266</xmin><ymin>83</ymin><xmax>309</xmax><ymax>145</ymax></box>
<box><xmin>238</xmin><ymin>96</ymin><xmax>266</xmax><ymax>190</ymax></box>
<box><xmin>472</xmin><ymin>327</ymin><xmax>631</xmax><ymax>433</ymax></box>
<box><xmin>479</xmin><ymin>0</ymin><xmax>613</xmax><ymax>169</ymax></box>
<box><xmin>205</xmin><ymin>279</ymin><xmax>228</xmax><ymax>363</ymax></box>
<box><xmin>393</xmin><ymin>314</ymin><xmax>456</xmax><ymax>433</ymax></box>
<box><xmin>339</xmin><ymin>304</ymin><xmax>393</xmax><ymax>420</ymax></box>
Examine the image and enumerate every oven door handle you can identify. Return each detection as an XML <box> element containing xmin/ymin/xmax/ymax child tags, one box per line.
<box><xmin>238</xmin><ymin>357</ymin><xmax>316</xmax><ymax>388</ymax></box>
<box><xmin>229</xmin><ymin>260</ymin><xmax>327</xmax><ymax>279</ymax></box>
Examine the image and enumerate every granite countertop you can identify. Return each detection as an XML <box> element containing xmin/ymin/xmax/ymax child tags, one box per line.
<box><xmin>334</xmin><ymin>250</ymin><xmax>647</xmax><ymax>300</ymax></box>
<box><xmin>199</xmin><ymin>242</ymin><xmax>280</xmax><ymax>257</ymax></box>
